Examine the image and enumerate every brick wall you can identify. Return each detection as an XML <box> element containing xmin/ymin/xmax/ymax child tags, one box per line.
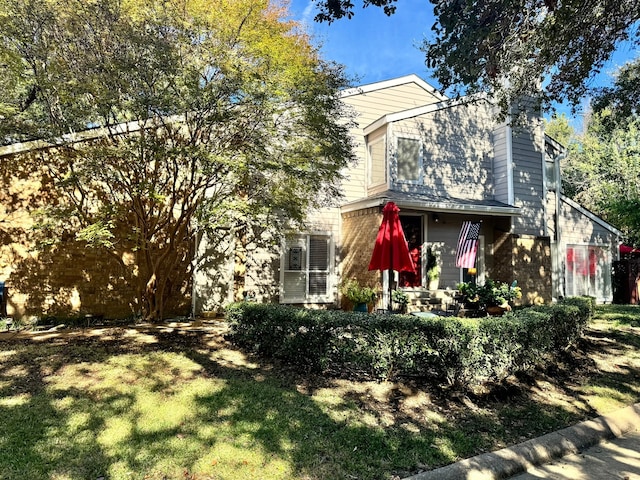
<box><xmin>340</xmin><ymin>207</ymin><xmax>382</xmax><ymax>295</ymax></box>
<box><xmin>0</xmin><ymin>152</ymin><xmax>190</xmax><ymax>320</ymax></box>
<box><xmin>492</xmin><ymin>232</ymin><xmax>552</xmax><ymax>305</ymax></box>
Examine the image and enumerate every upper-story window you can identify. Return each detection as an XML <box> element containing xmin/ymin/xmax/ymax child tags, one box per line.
<box><xmin>367</xmin><ymin>136</ymin><xmax>386</xmax><ymax>187</ymax></box>
<box><xmin>396</xmin><ymin>136</ymin><xmax>422</xmax><ymax>183</ymax></box>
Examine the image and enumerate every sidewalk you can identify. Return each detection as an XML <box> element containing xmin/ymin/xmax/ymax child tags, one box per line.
<box><xmin>405</xmin><ymin>402</ymin><xmax>640</xmax><ymax>480</ymax></box>
<box><xmin>509</xmin><ymin>428</ymin><xmax>640</xmax><ymax>479</ymax></box>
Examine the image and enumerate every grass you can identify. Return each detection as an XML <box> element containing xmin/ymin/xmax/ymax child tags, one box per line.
<box><xmin>0</xmin><ymin>305</ymin><xmax>639</xmax><ymax>480</ymax></box>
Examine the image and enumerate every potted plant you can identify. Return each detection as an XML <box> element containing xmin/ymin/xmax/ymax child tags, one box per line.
<box><xmin>426</xmin><ymin>246</ymin><xmax>440</xmax><ymax>290</ymax></box>
<box><xmin>470</xmin><ymin>279</ymin><xmax>522</xmax><ymax>315</ymax></box>
<box><xmin>392</xmin><ymin>289</ymin><xmax>409</xmax><ymax>314</ymax></box>
<box><xmin>340</xmin><ymin>278</ymin><xmax>377</xmax><ymax>312</ymax></box>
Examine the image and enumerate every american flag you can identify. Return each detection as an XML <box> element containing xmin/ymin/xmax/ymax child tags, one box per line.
<box><xmin>455</xmin><ymin>221</ymin><xmax>481</xmax><ymax>269</ymax></box>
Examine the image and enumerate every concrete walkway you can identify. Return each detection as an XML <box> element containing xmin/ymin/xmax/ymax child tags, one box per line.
<box><xmin>405</xmin><ymin>403</ymin><xmax>640</xmax><ymax>480</ymax></box>
<box><xmin>509</xmin><ymin>428</ymin><xmax>640</xmax><ymax>479</ymax></box>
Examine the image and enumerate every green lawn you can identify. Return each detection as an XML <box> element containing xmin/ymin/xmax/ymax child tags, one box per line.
<box><xmin>1</xmin><ymin>305</ymin><xmax>639</xmax><ymax>480</ymax></box>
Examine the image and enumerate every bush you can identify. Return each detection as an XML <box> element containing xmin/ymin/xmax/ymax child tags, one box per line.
<box><xmin>225</xmin><ymin>297</ymin><xmax>593</xmax><ymax>389</ymax></box>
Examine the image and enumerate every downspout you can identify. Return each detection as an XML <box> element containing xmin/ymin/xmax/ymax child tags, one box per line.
<box><xmin>506</xmin><ymin>123</ymin><xmax>515</xmax><ymax>207</ymax></box>
<box><xmin>555</xmin><ymin>152</ymin><xmax>566</xmax><ymax>300</ymax></box>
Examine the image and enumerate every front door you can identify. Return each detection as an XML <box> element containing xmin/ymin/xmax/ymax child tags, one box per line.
<box><xmin>399</xmin><ymin>215</ymin><xmax>422</xmax><ymax>287</ymax></box>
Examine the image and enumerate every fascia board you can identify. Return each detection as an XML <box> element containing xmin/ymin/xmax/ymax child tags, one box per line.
<box><xmin>341</xmin><ymin>74</ymin><xmax>448</xmax><ymax>101</ymax></box>
<box><xmin>560</xmin><ymin>194</ymin><xmax>624</xmax><ymax>237</ymax></box>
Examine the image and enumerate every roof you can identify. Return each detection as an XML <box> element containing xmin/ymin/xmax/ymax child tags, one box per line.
<box><xmin>341</xmin><ymin>190</ymin><xmax>520</xmax><ymax>217</ymax></box>
<box><xmin>560</xmin><ymin>194</ymin><xmax>624</xmax><ymax>237</ymax></box>
<box><xmin>363</xmin><ymin>93</ymin><xmax>491</xmax><ymax>136</ymax></box>
<box><xmin>341</xmin><ymin>74</ymin><xmax>448</xmax><ymax>102</ymax></box>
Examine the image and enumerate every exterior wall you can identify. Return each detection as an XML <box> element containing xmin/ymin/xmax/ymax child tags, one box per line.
<box><xmin>492</xmin><ymin>124</ymin><xmax>510</xmax><ymax>203</ymax></box>
<box><xmin>557</xmin><ymin>198</ymin><xmax>619</xmax><ymax>302</ymax></box>
<box><xmin>340</xmin><ymin>207</ymin><xmax>382</xmax><ymax>292</ymax></box>
<box><xmin>492</xmin><ymin>232</ymin><xmax>552</xmax><ymax>305</ymax></box>
<box><xmin>0</xmin><ymin>152</ymin><xmax>192</xmax><ymax>319</ymax></box>
<box><xmin>340</xmin><ymin>79</ymin><xmax>443</xmax><ymax>203</ymax></box>
<box><xmin>389</xmin><ymin>101</ymin><xmax>495</xmax><ymax>201</ymax></box>
<box><xmin>511</xmin><ymin>114</ymin><xmax>546</xmax><ymax>236</ymax></box>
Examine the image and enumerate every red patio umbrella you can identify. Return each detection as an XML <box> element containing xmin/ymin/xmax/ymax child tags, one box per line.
<box><xmin>368</xmin><ymin>202</ymin><xmax>416</xmax><ymax>310</ymax></box>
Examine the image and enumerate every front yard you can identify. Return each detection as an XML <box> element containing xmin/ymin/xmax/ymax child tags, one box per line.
<box><xmin>0</xmin><ymin>305</ymin><xmax>639</xmax><ymax>480</ymax></box>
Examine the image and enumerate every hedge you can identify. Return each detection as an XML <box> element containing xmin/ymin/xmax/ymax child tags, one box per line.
<box><xmin>225</xmin><ymin>297</ymin><xmax>594</xmax><ymax>388</ymax></box>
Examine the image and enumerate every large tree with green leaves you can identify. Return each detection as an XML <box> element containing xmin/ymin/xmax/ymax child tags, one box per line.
<box><xmin>562</xmin><ymin>111</ymin><xmax>640</xmax><ymax>246</ymax></box>
<box><xmin>0</xmin><ymin>0</ymin><xmax>355</xmax><ymax>320</ymax></box>
<box><xmin>312</xmin><ymin>0</ymin><xmax>640</xmax><ymax>114</ymax></box>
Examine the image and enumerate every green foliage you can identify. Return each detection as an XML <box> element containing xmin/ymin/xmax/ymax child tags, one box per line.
<box><xmin>593</xmin><ymin>59</ymin><xmax>640</xmax><ymax>129</ymax></box>
<box><xmin>0</xmin><ymin>0</ymin><xmax>356</xmax><ymax>320</ymax></box>
<box><xmin>544</xmin><ymin>113</ymin><xmax>574</xmax><ymax>147</ymax></box>
<box><xmin>339</xmin><ymin>278</ymin><xmax>377</xmax><ymax>305</ymax></box>
<box><xmin>226</xmin><ymin>297</ymin><xmax>592</xmax><ymax>388</ymax></box>
<box><xmin>425</xmin><ymin>246</ymin><xmax>440</xmax><ymax>280</ymax></box>
<box><xmin>457</xmin><ymin>279</ymin><xmax>522</xmax><ymax>308</ymax></box>
<box><xmin>562</xmin><ymin>112</ymin><xmax>640</xmax><ymax>245</ymax></box>
<box><xmin>313</xmin><ymin>0</ymin><xmax>640</xmax><ymax>117</ymax></box>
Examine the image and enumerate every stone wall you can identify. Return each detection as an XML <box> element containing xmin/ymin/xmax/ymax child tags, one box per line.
<box><xmin>492</xmin><ymin>231</ymin><xmax>552</xmax><ymax>305</ymax></box>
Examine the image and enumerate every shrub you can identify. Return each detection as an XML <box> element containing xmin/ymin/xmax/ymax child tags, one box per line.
<box><xmin>225</xmin><ymin>297</ymin><xmax>592</xmax><ymax>389</ymax></box>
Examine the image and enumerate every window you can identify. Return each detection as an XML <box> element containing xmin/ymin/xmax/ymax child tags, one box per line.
<box><xmin>368</xmin><ymin>137</ymin><xmax>386</xmax><ymax>187</ymax></box>
<box><xmin>396</xmin><ymin>137</ymin><xmax>422</xmax><ymax>183</ymax></box>
<box><xmin>281</xmin><ymin>233</ymin><xmax>334</xmax><ymax>303</ymax></box>
<box><xmin>566</xmin><ymin>245</ymin><xmax>611</xmax><ymax>301</ymax></box>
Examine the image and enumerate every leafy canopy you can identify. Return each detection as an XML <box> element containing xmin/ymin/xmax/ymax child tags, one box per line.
<box><xmin>311</xmin><ymin>0</ymin><xmax>640</xmax><ymax>114</ymax></box>
<box><xmin>0</xmin><ymin>0</ymin><xmax>355</xmax><ymax>319</ymax></box>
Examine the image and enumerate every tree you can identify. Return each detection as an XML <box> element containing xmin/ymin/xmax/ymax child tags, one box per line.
<box><xmin>311</xmin><ymin>0</ymin><xmax>640</xmax><ymax>114</ymax></box>
<box><xmin>562</xmin><ymin>111</ymin><xmax>640</xmax><ymax>246</ymax></box>
<box><xmin>0</xmin><ymin>0</ymin><xmax>355</xmax><ymax>320</ymax></box>
<box><xmin>544</xmin><ymin>113</ymin><xmax>574</xmax><ymax>148</ymax></box>
<box><xmin>592</xmin><ymin>58</ymin><xmax>640</xmax><ymax>132</ymax></box>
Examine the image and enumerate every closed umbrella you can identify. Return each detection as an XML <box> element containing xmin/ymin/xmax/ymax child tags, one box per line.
<box><xmin>368</xmin><ymin>202</ymin><xmax>416</xmax><ymax>310</ymax></box>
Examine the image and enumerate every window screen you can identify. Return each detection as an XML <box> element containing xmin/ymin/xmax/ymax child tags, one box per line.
<box><xmin>397</xmin><ymin>137</ymin><xmax>421</xmax><ymax>182</ymax></box>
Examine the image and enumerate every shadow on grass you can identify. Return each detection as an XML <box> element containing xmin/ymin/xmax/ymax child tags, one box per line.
<box><xmin>0</xmin><ymin>321</ymin><xmax>639</xmax><ymax>480</ymax></box>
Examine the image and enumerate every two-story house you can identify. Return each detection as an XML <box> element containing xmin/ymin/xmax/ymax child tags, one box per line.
<box><xmin>261</xmin><ymin>75</ymin><xmax>621</xmax><ymax>311</ymax></box>
<box><xmin>0</xmin><ymin>74</ymin><xmax>623</xmax><ymax>319</ymax></box>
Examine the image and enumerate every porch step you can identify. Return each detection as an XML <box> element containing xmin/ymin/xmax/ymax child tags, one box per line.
<box><xmin>404</xmin><ymin>289</ymin><xmax>458</xmax><ymax>313</ymax></box>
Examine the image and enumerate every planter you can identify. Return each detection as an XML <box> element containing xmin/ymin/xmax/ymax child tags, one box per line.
<box><xmin>353</xmin><ymin>303</ymin><xmax>368</xmax><ymax>312</ymax></box>
<box><xmin>486</xmin><ymin>305</ymin><xmax>508</xmax><ymax>316</ymax></box>
<box><xmin>428</xmin><ymin>277</ymin><xmax>439</xmax><ymax>290</ymax></box>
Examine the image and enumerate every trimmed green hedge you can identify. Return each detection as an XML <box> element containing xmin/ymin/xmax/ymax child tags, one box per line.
<box><xmin>225</xmin><ymin>297</ymin><xmax>593</xmax><ymax>388</ymax></box>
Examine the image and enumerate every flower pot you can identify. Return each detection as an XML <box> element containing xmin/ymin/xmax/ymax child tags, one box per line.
<box><xmin>353</xmin><ymin>303</ymin><xmax>368</xmax><ymax>312</ymax></box>
<box><xmin>486</xmin><ymin>305</ymin><xmax>507</xmax><ymax>316</ymax></box>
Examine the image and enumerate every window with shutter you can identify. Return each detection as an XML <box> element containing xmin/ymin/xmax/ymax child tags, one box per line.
<box><xmin>281</xmin><ymin>233</ymin><xmax>333</xmax><ymax>303</ymax></box>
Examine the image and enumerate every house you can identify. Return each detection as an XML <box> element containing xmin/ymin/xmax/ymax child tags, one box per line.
<box><xmin>262</xmin><ymin>75</ymin><xmax>622</xmax><ymax>311</ymax></box>
<box><xmin>0</xmin><ymin>74</ymin><xmax>623</xmax><ymax>319</ymax></box>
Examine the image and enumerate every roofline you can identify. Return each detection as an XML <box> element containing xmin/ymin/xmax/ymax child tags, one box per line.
<box><xmin>560</xmin><ymin>194</ymin><xmax>624</xmax><ymax>237</ymax></box>
<box><xmin>544</xmin><ymin>133</ymin><xmax>566</xmax><ymax>154</ymax></box>
<box><xmin>0</xmin><ymin>115</ymin><xmax>182</xmax><ymax>158</ymax></box>
<box><xmin>363</xmin><ymin>93</ymin><xmax>490</xmax><ymax>136</ymax></box>
<box><xmin>341</xmin><ymin>74</ymin><xmax>448</xmax><ymax>102</ymax></box>
<box><xmin>341</xmin><ymin>196</ymin><xmax>520</xmax><ymax>216</ymax></box>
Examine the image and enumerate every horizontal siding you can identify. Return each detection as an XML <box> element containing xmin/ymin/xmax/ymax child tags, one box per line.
<box><xmin>492</xmin><ymin>126</ymin><xmax>509</xmax><ymax>203</ymax></box>
<box><xmin>512</xmin><ymin>122</ymin><xmax>545</xmax><ymax>235</ymax></box>
<box><xmin>339</xmin><ymin>81</ymin><xmax>443</xmax><ymax>204</ymax></box>
<box><xmin>388</xmin><ymin>101</ymin><xmax>495</xmax><ymax>200</ymax></box>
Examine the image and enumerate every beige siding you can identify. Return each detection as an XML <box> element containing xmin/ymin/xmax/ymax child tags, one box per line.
<box><xmin>340</xmin><ymin>80</ymin><xmax>444</xmax><ymax>203</ymax></box>
<box><xmin>388</xmin><ymin>101</ymin><xmax>495</xmax><ymax>201</ymax></box>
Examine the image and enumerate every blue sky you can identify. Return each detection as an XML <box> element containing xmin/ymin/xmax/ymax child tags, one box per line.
<box><xmin>288</xmin><ymin>0</ymin><xmax>638</xmax><ymax>125</ymax></box>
